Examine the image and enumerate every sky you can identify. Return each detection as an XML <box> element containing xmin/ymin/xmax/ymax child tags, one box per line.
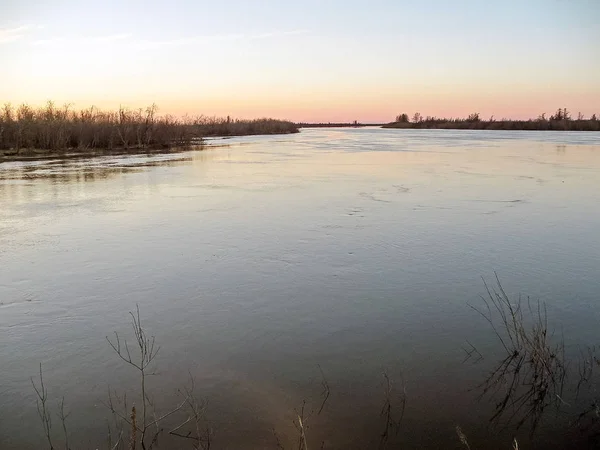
<box><xmin>1</xmin><ymin>0</ymin><xmax>599</xmax><ymax>122</ymax></box>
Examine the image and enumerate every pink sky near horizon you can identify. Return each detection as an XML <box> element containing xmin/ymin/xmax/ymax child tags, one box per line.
<box><xmin>3</xmin><ymin>81</ymin><xmax>598</xmax><ymax>123</ymax></box>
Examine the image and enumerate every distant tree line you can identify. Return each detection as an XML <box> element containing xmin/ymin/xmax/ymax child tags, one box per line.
<box><xmin>296</xmin><ymin>121</ymin><xmax>382</xmax><ymax>128</ymax></box>
<box><xmin>195</xmin><ymin>115</ymin><xmax>299</xmax><ymax>137</ymax></box>
<box><xmin>384</xmin><ymin>108</ymin><xmax>600</xmax><ymax>131</ymax></box>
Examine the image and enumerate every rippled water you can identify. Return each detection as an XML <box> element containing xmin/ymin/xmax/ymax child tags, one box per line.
<box><xmin>1</xmin><ymin>128</ymin><xmax>600</xmax><ymax>449</ymax></box>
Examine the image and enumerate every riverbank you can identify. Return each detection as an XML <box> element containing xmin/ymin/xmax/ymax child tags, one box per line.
<box><xmin>0</xmin><ymin>144</ymin><xmax>203</xmax><ymax>162</ymax></box>
<box><xmin>0</xmin><ymin>102</ymin><xmax>298</xmax><ymax>162</ymax></box>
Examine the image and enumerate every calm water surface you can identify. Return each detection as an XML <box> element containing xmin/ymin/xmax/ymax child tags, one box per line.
<box><xmin>1</xmin><ymin>128</ymin><xmax>600</xmax><ymax>449</ymax></box>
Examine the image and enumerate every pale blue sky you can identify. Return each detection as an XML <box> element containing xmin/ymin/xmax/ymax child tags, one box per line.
<box><xmin>1</xmin><ymin>0</ymin><xmax>599</xmax><ymax>121</ymax></box>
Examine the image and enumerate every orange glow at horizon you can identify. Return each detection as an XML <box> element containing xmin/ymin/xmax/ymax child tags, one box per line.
<box><xmin>5</xmin><ymin>84</ymin><xmax>598</xmax><ymax>124</ymax></box>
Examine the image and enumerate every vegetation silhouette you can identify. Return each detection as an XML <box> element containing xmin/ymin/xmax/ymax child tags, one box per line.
<box><xmin>384</xmin><ymin>108</ymin><xmax>600</xmax><ymax>131</ymax></box>
<box><xmin>0</xmin><ymin>101</ymin><xmax>298</xmax><ymax>157</ymax></box>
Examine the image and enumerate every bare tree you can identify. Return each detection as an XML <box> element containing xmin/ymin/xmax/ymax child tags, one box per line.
<box><xmin>106</xmin><ymin>305</ymin><xmax>189</xmax><ymax>450</ymax></box>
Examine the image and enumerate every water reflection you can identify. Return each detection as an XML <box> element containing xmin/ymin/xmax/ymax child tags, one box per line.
<box><xmin>0</xmin><ymin>155</ymin><xmax>193</xmax><ymax>183</ymax></box>
<box><xmin>0</xmin><ymin>150</ymin><xmax>225</xmax><ymax>207</ymax></box>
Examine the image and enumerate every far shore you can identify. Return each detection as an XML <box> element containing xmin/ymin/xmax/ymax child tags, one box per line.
<box><xmin>384</xmin><ymin>109</ymin><xmax>600</xmax><ymax>131</ymax></box>
<box><xmin>298</xmin><ymin>122</ymin><xmax>385</xmax><ymax>128</ymax></box>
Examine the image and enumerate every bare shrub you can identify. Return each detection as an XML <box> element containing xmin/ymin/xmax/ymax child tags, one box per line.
<box><xmin>468</xmin><ymin>275</ymin><xmax>566</xmax><ymax>432</ymax></box>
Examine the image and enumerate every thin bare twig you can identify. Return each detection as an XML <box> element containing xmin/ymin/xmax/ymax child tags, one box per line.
<box><xmin>378</xmin><ymin>372</ymin><xmax>406</xmax><ymax>449</ymax></box>
<box><xmin>31</xmin><ymin>363</ymin><xmax>54</xmax><ymax>450</ymax></box>
<box><xmin>58</xmin><ymin>397</ymin><xmax>70</xmax><ymax>450</ymax></box>
<box><xmin>169</xmin><ymin>375</ymin><xmax>212</xmax><ymax>449</ymax></box>
<box><xmin>317</xmin><ymin>365</ymin><xmax>330</xmax><ymax>415</ymax></box>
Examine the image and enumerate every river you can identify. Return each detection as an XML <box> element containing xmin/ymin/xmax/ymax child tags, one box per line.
<box><xmin>1</xmin><ymin>128</ymin><xmax>600</xmax><ymax>449</ymax></box>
